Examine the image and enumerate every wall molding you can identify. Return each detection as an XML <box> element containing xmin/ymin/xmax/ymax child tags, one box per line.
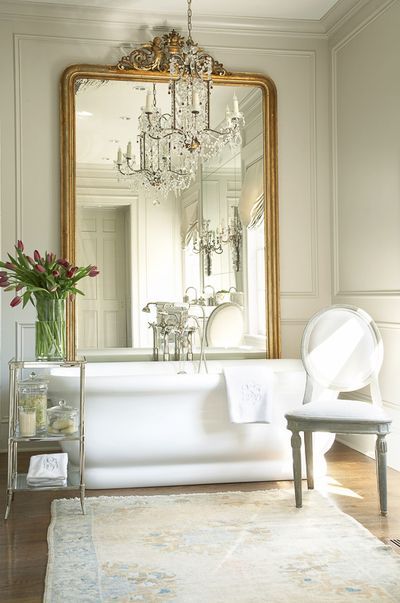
<box><xmin>331</xmin><ymin>0</ymin><xmax>399</xmax><ymax>299</ymax></box>
<box><xmin>345</xmin><ymin>390</ymin><xmax>400</xmax><ymax>412</ymax></box>
<box><xmin>13</xmin><ymin>34</ymin><xmax>23</xmax><ymax>242</ymax></box>
<box><xmin>281</xmin><ymin>51</ymin><xmax>319</xmax><ymax>298</ymax></box>
<box><xmin>334</xmin><ymin>290</ymin><xmax>400</xmax><ymax>297</ymax></box>
<box><xmin>376</xmin><ymin>321</ymin><xmax>400</xmax><ymax>331</ymax></box>
<box><xmin>325</xmin><ymin>0</ymin><xmax>380</xmax><ymax>38</ymax></box>
<box><xmin>330</xmin><ymin>0</ymin><xmax>396</xmax><ymax>52</ymax></box>
<box><xmin>0</xmin><ymin>0</ymin><xmax>365</xmax><ymax>38</ymax></box>
<box><xmin>16</xmin><ymin>321</ymin><xmax>34</xmax><ymax>361</ymax></box>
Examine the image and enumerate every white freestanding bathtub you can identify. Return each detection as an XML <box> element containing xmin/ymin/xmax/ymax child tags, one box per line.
<box><xmin>48</xmin><ymin>359</ymin><xmax>335</xmax><ymax>489</ymax></box>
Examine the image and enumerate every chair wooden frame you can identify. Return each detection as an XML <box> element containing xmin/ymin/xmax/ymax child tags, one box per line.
<box><xmin>285</xmin><ymin>305</ymin><xmax>391</xmax><ymax>516</ymax></box>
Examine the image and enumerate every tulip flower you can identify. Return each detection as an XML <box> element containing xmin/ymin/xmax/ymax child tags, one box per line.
<box><xmin>46</xmin><ymin>252</ymin><xmax>56</xmax><ymax>264</ymax></box>
<box><xmin>16</xmin><ymin>284</ymin><xmax>24</xmax><ymax>291</ymax></box>
<box><xmin>35</xmin><ymin>264</ymin><xmax>46</xmax><ymax>273</ymax></box>
<box><xmin>52</xmin><ymin>269</ymin><xmax>60</xmax><ymax>278</ymax></box>
<box><xmin>56</xmin><ymin>259</ymin><xmax>70</xmax><ymax>269</ymax></box>
<box><xmin>10</xmin><ymin>296</ymin><xmax>22</xmax><ymax>307</ymax></box>
<box><xmin>88</xmin><ymin>267</ymin><xmax>100</xmax><ymax>277</ymax></box>
<box><xmin>16</xmin><ymin>240</ymin><xmax>24</xmax><ymax>251</ymax></box>
<box><xmin>33</xmin><ymin>249</ymin><xmax>41</xmax><ymax>262</ymax></box>
<box><xmin>26</xmin><ymin>256</ymin><xmax>36</xmax><ymax>266</ymax></box>
<box><xmin>66</xmin><ymin>267</ymin><xmax>78</xmax><ymax>278</ymax></box>
<box><xmin>0</xmin><ymin>280</ymin><xmax>10</xmax><ymax>288</ymax></box>
<box><xmin>5</xmin><ymin>262</ymin><xmax>17</xmax><ymax>271</ymax></box>
<box><xmin>0</xmin><ymin>271</ymin><xmax>7</xmax><ymax>278</ymax></box>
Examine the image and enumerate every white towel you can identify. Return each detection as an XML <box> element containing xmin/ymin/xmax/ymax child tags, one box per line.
<box><xmin>27</xmin><ymin>453</ymin><xmax>68</xmax><ymax>488</ymax></box>
<box><xmin>223</xmin><ymin>366</ymin><xmax>274</xmax><ymax>423</ymax></box>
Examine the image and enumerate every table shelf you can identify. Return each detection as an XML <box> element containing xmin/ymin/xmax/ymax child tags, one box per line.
<box><xmin>5</xmin><ymin>359</ymin><xmax>86</xmax><ymax>519</ymax></box>
<box><xmin>12</xmin><ymin>468</ymin><xmax>81</xmax><ymax>492</ymax></box>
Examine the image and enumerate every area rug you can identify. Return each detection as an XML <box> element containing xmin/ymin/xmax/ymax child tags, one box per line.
<box><xmin>44</xmin><ymin>489</ymin><xmax>400</xmax><ymax>602</ymax></box>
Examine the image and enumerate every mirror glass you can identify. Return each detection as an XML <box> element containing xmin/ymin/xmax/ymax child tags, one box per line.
<box><xmin>60</xmin><ymin>55</ymin><xmax>280</xmax><ymax>360</ymax></box>
<box><xmin>74</xmin><ymin>79</ymin><xmax>265</xmax><ymax>358</ymax></box>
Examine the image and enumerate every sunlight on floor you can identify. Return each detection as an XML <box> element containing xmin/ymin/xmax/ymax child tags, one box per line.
<box><xmin>316</xmin><ymin>474</ymin><xmax>363</xmax><ymax>499</ymax></box>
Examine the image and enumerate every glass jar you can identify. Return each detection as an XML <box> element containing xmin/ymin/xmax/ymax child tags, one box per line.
<box><xmin>47</xmin><ymin>400</ymin><xmax>79</xmax><ymax>436</ymax></box>
<box><xmin>17</xmin><ymin>372</ymin><xmax>48</xmax><ymax>433</ymax></box>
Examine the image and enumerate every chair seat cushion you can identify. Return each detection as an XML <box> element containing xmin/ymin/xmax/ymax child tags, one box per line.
<box><xmin>285</xmin><ymin>399</ymin><xmax>391</xmax><ymax>423</ymax></box>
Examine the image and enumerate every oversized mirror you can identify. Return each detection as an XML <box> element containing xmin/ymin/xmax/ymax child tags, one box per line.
<box><xmin>61</xmin><ymin>39</ymin><xmax>280</xmax><ymax>361</ymax></box>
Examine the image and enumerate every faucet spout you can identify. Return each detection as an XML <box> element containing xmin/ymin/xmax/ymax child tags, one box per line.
<box><xmin>184</xmin><ymin>286</ymin><xmax>198</xmax><ymax>303</ymax></box>
<box><xmin>142</xmin><ymin>302</ymin><xmax>158</xmax><ymax>313</ymax></box>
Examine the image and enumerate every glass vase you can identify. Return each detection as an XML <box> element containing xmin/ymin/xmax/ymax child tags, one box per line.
<box><xmin>35</xmin><ymin>298</ymin><xmax>66</xmax><ymax>361</ymax></box>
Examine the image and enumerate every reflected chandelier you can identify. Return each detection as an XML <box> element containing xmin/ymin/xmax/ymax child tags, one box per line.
<box><xmin>193</xmin><ymin>206</ymin><xmax>243</xmax><ymax>276</ymax></box>
<box><xmin>115</xmin><ymin>0</ymin><xmax>244</xmax><ymax>201</ymax></box>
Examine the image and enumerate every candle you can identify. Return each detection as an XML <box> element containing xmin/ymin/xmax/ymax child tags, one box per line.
<box><xmin>126</xmin><ymin>141</ymin><xmax>132</xmax><ymax>159</ymax></box>
<box><xmin>232</xmin><ymin>94</ymin><xmax>239</xmax><ymax>116</ymax></box>
<box><xmin>117</xmin><ymin>148</ymin><xmax>122</xmax><ymax>164</ymax></box>
<box><xmin>225</xmin><ymin>105</ymin><xmax>232</xmax><ymax>126</ymax></box>
<box><xmin>145</xmin><ymin>90</ymin><xmax>153</xmax><ymax>113</ymax></box>
<box><xmin>19</xmin><ymin>406</ymin><xmax>36</xmax><ymax>437</ymax></box>
<box><xmin>192</xmin><ymin>90</ymin><xmax>200</xmax><ymax>113</ymax></box>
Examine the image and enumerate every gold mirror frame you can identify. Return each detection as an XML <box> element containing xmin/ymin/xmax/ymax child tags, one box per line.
<box><xmin>60</xmin><ymin>50</ymin><xmax>280</xmax><ymax>360</ymax></box>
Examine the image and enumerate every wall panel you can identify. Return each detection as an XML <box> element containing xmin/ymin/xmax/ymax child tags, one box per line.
<box><xmin>331</xmin><ymin>0</ymin><xmax>400</xmax><ymax>470</ymax></box>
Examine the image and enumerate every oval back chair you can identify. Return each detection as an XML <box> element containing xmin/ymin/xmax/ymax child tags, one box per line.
<box><xmin>285</xmin><ymin>305</ymin><xmax>391</xmax><ymax>515</ymax></box>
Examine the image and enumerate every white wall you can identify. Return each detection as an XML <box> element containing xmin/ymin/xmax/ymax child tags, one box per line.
<box><xmin>330</xmin><ymin>0</ymin><xmax>400</xmax><ymax>470</ymax></box>
<box><xmin>0</xmin><ymin>5</ymin><xmax>332</xmax><ymax>450</ymax></box>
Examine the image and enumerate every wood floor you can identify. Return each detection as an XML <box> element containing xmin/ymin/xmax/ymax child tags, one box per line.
<box><xmin>1</xmin><ymin>441</ymin><xmax>399</xmax><ymax>602</ymax></box>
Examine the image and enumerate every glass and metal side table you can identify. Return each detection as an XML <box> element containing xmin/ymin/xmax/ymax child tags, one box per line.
<box><xmin>5</xmin><ymin>359</ymin><xmax>86</xmax><ymax>520</ymax></box>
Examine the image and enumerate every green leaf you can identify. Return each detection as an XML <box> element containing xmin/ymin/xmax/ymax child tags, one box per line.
<box><xmin>70</xmin><ymin>287</ymin><xmax>85</xmax><ymax>296</ymax></box>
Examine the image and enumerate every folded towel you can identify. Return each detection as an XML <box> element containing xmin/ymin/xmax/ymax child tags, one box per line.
<box><xmin>223</xmin><ymin>366</ymin><xmax>274</xmax><ymax>423</ymax></box>
<box><xmin>27</xmin><ymin>453</ymin><xmax>68</xmax><ymax>488</ymax></box>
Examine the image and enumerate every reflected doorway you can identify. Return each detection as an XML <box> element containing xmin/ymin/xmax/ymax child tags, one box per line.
<box><xmin>77</xmin><ymin>205</ymin><xmax>131</xmax><ymax>348</ymax></box>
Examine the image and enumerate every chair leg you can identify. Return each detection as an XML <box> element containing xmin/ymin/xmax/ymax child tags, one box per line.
<box><xmin>290</xmin><ymin>430</ymin><xmax>302</xmax><ymax>508</ymax></box>
<box><xmin>304</xmin><ymin>431</ymin><xmax>314</xmax><ymax>490</ymax></box>
<box><xmin>376</xmin><ymin>434</ymin><xmax>388</xmax><ymax>516</ymax></box>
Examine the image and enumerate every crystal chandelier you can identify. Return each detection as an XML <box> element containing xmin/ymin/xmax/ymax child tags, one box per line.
<box><xmin>193</xmin><ymin>219</ymin><xmax>224</xmax><ymax>276</ymax></box>
<box><xmin>115</xmin><ymin>84</ymin><xmax>193</xmax><ymax>202</ymax></box>
<box><xmin>193</xmin><ymin>206</ymin><xmax>243</xmax><ymax>276</ymax></box>
<box><xmin>115</xmin><ymin>0</ymin><xmax>245</xmax><ymax>201</ymax></box>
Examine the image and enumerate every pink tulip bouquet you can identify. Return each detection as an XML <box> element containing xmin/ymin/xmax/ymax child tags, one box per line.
<box><xmin>0</xmin><ymin>240</ymin><xmax>99</xmax><ymax>360</ymax></box>
<box><xmin>0</xmin><ymin>240</ymin><xmax>99</xmax><ymax>308</ymax></box>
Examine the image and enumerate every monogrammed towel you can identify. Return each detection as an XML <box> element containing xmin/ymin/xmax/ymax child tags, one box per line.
<box><xmin>223</xmin><ymin>367</ymin><xmax>274</xmax><ymax>423</ymax></box>
<box><xmin>27</xmin><ymin>453</ymin><xmax>68</xmax><ymax>487</ymax></box>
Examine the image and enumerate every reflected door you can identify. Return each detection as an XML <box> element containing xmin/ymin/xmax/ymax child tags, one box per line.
<box><xmin>77</xmin><ymin>206</ymin><xmax>129</xmax><ymax>348</ymax></box>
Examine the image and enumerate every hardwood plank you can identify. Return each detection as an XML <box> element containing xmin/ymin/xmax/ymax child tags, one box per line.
<box><xmin>0</xmin><ymin>441</ymin><xmax>399</xmax><ymax>601</ymax></box>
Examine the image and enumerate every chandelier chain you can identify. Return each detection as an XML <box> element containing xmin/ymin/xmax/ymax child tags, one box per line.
<box><xmin>187</xmin><ymin>0</ymin><xmax>193</xmax><ymax>42</ymax></box>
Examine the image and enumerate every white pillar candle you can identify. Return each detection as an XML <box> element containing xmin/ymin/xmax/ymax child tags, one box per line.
<box><xmin>145</xmin><ymin>90</ymin><xmax>153</xmax><ymax>113</ymax></box>
<box><xmin>126</xmin><ymin>141</ymin><xmax>132</xmax><ymax>158</ymax></box>
<box><xmin>117</xmin><ymin>148</ymin><xmax>122</xmax><ymax>164</ymax></box>
<box><xmin>192</xmin><ymin>90</ymin><xmax>200</xmax><ymax>113</ymax></box>
<box><xmin>232</xmin><ymin>94</ymin><xmax>239</xmax><ymax>116</ymax></box>
<box><xmin>19</xmin><ymin>407</ymin><xmax>36</xmax><ymax>437</ymax></box>
<box><xmin>225</xmin><ymin>105</ymin><xmax>232</xmax><ymax>125</ymax></box>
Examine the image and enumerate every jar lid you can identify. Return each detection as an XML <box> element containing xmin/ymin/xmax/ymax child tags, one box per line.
<box><xmin>47</xmin><ymin>399</ymin><xmax>78</xmax><ymax>415</ymax></box>
<box><xmin>17</xmin><ymin>371</ymin><xmax>49</xmax><ymax>391</ymax></box>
